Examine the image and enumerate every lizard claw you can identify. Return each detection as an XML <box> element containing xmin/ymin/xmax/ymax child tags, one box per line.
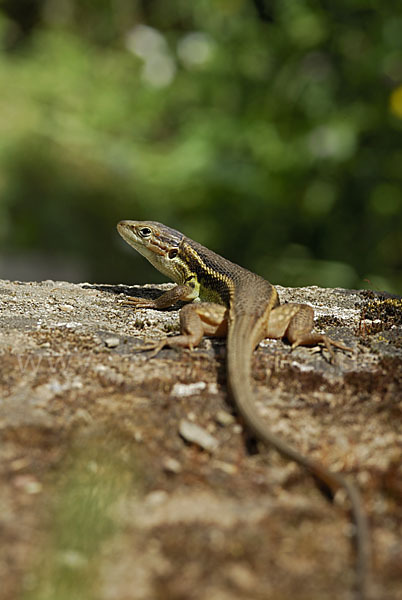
<box><xmin>135</xmin><ymin>338</ymin><xmax>167</xmax><ymax>358</ymax></box>
<box><xmin>120</xmin><ymin>296</ymin><xmax>156</xmax><ymax>309</ymax></box>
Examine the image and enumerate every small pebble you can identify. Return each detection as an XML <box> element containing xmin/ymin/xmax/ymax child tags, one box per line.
<box><xmin>171</xmin><ymin>381</ymin><xmax>206</xmax><ymax>397</ymax></box>
<box><xmin>104</xmin><ymin>336</ymin><xmax>120</xmax><ymax>348</ymax></box>
<box><xmin>145</xmin><ymin>490</ymin><xmax>168</xmax><ymax>506</ymax></box>
<box><xmin>215</xmin><ymin>410</ymin><xmax>235</xmax><ymax>426</ymax></box>
<box><xmin>59</xmin><ymin>304</ymin><xmax>75</xmax><ymax>312</ymax></box>
<box><xmin>179</xmin><ymin>419</ymin><xmax>219</xmax><ymax>452</ymax></box>
<box><xmin>211</xmin><ymin>460</ymin><xmax>237</xmax><ymax>475</ymax></box>
<box><xmin>13</xmin><ymin>475</ymin><xmax>42</xmax><ymax>494</ymax></box>
<box><xmin>163</xmin><ymin>457</ymin><xmax>182</xmax><ymax>474</ymax></box>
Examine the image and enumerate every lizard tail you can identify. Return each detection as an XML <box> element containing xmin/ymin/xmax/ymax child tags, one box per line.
<box><xmin>226</xmin><ymin>313</ymin><xmax>371</xmax><ymax>600</ymax></box>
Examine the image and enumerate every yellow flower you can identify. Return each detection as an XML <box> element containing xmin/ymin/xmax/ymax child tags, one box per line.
<box><xmin>390</xmin><ymin>85</ymin><xmax>402</xmax><ymax>118</ymax></box>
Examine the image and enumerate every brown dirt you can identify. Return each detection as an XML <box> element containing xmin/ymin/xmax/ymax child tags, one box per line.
<box><xmin>0</xmin><ymin>280</ymin><xmax>401</xmax><ymax>600</ymax></box>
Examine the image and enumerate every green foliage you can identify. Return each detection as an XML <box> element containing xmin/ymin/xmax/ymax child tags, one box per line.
<box><xmin>0</xmin><ymin>0</ymin><xmax>401</xmax><ymax>291</ymax></box>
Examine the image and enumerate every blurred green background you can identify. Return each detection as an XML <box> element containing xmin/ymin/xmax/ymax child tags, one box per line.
<box><xmin>0</xmin><ymin>0</ymin><xmax>401</xmax><ymax>293</ymax></box>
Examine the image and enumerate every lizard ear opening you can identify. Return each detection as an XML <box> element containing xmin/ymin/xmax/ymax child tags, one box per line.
<box><xmin>168</xmin><ymin>249</ymin><xmax>178</xmax><ymax>259</ymax></box>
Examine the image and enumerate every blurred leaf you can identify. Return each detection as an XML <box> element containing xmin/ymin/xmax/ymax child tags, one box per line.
<box><xmin>0</xmin><ymin>0</ymin><xmax>401</xmax><ymax>292</ymax></box>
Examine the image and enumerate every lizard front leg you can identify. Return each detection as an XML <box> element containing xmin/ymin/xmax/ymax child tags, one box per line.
<box><xmin>122</xmin><ymin>284</ymin><xmax>196</xmax><ymax>309</ymax></box>
<box><xmin>122</xmin><ymin>286</ymin><xmax>228</xmax><ymax>352</ymax></box>
<box><xmin>266</xmin><ymin>303</ymin><xmax>352</xmax><ymax>359</ymax></box>
<box><xmin>168</xmin><ymin>302</ymin><xmax>228</xmax><ymax>350</ymax></box>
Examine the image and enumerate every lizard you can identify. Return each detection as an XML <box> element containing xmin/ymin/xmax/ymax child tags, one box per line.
<box><xmin>117</xmin><ymin>219</ymin><xmax>371</xmax><ymax>600</ymax></box>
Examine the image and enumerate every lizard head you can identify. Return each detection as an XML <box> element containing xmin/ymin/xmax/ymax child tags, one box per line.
<box><xmin>117</xmin><ymin>220</ymin><xmax>185</xmax><ymax>282</ymax></box>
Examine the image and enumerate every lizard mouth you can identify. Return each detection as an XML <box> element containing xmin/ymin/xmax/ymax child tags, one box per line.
<box><xmin>117</xmin><ymin>220</ymin><xmax>172</xmax><ymax>259</ymax></box>
<box><xmin>117</xmin><ymin>221</ymin><xmax>137</xmax><ymax>245</ymax></box>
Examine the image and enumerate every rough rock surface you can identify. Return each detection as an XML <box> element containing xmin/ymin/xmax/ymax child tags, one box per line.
<box><xmin>0</xmin><ymin>279</ymin><xmax>401</xmax><ymax>600</ymax></box>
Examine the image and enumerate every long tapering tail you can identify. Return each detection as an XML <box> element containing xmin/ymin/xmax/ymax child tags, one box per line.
<box><xmin>227</xmin><ymin>313</ymin><xmax>371</xmax><ymax>600</ymax></box>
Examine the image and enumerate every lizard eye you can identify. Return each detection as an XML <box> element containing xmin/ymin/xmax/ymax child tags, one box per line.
<box><xmin>139</xmin><ymin>227</ymin><xmax>152</xmax><ymax>238</ymax></box>
<box><xmin>168</xmin><ymin>249</ymin><xmax>178</xmax><ymax>259</ymax></box>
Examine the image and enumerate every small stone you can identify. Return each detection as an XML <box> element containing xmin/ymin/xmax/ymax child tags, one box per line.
<box><xmin>225</xmin><ymin>563</ymin><xmax>258</xmax><ymax>591</ymax></box>
<box><xmin>215</xmin><ymin>410</ymin><xmax>235</xmax><ymax>426</ymax></box>
<box><xmin>179</xmin><ymin>419</ymin><xmax>219</xmax><ymax>452</ymax></box>
<box><xmin>10</xmin><ymin>457</ymin><xmax>30</xmax><ymax>471</ymax></box>
<box><xmin>13</xmin><ymin>475</ymin><xmax>42</xmax><ymax>494</ymax></box>
<box><xmin>171</xmin><ymin>381</ymin><xmax>206</xmax><ymax>397</ymax></box>
<box><xmin>59</xmin><ymin>304</ymin><xmax>75</xmax><ymax>312</ymax></box>
<box><xmin>211</xmin><ymin>460</ymin><xmax>237</xmax><ymax>474</ymax></box>
<box><xmin>134</xmin><ymin>431</ymin><xmax>143</xmax><ymax>442</ymax></box>
<box><xmin>207</xmin><ymin>383</ymin><xmax>219</xmax><ymax>395</ymax></box>
<box><xmin>104</xmin><ymin>336</ymin><xmax>120</xmax><ymax>348</ymax></box>
<box><xmin>163</xmin><ymin>457</ymin><xmax>182</xmax><ymax>474</ymax></box>
<box><xmin>145</xmin><ymin>490</ymin><xmax>169</xmax><ymax>506</ymax></box>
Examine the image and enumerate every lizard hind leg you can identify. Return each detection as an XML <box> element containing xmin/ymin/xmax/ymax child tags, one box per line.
<box><xmin>143</xmin><ymin>303</ymin><xmax>228</xmax><ymax>357</ymax></box>
<box><xmin>266</xmin><ymin>303</ymin><xmax>352</xmax><ymax>360</ymax></box>
<box><xmin>170</xmin><ymin>302</ymin><xmax>228</xmax><ymax>350</ymax></box>
<box><xmin>286</xmin><ymin>304</ymin><xmax>352</xmax><ymax>359</ymax></box>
